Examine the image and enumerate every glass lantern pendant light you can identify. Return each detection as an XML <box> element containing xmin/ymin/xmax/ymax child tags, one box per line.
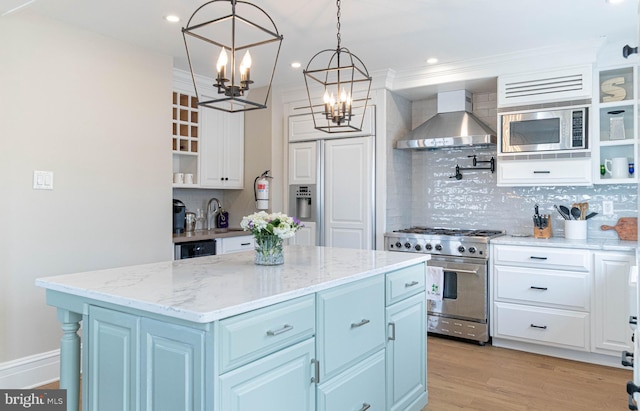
<box><xmin>303</xmin><ymin>0</ymin><xmax>372</xmax><ymax>133</ymax></box>
<box><xmin>182</xmin><ymin>0</ymin><xmax>284</xmax><ymax>113</ymax></box>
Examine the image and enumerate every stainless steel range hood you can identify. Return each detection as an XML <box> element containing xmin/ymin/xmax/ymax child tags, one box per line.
<box><xmin>395</xmin><ymin>90</ymin><xmax>496</xmax><ymax>150</ymax></box>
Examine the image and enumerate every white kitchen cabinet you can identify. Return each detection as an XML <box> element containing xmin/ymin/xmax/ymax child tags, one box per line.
<box><xmin>172</xmin><ymin>90</ymin><xmax>200</xmax><ymax>188</ymax></box>
<box><xmin>497</xmin><ymin>157</ymin><xmax>592</xmax><ymax>187</ymax></box>
<box><xmin>497</xmin><ymin>65</ymin><xmax>592</xmax><ymax>108</ymax></box>
<box><xmin>592</xmin><ymin>251</ymin><xmax>634</xmax><ymax>355</ymax></box>
<box><xmin>491</xmin><ymin>244</ymin><xmax>592</xmax><ymax>351</ymax></box>
<box><xmin>592</xmin><ymin>65</ymin><xmax>639</xmax><ymax>184</ymax></box>
<box><xmin>219</xmin><ymin>235</ymin><xmax>254</xmax><ymax>254</ymax></box>
<box><xmin>289</xmin><ymin>107</ymin><xmax>375</xmax><ymax>142</ymax></box>
<box><xmin>324</xmin><ymin>136</ymin><xmax>374</xmax><ymax>249</ymax></box>
<box><xmin>200</xmin><ymin>105</ymin><xmax>245</xmax><ymax>189</ymax></box>
<box><xmin>289</xmin><ymin>141</ymin><xmax>317</xmax><ymax>185</ymax></box>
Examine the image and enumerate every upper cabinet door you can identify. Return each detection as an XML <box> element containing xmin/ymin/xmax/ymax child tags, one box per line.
<box><xmin>200</xmin><ymin>104</ymin><xmax>245</xmax><ymax>189</ymax></box>
<box><xmin>289</xmin><ymin>141</ymin><xmax>317</xmax><ymax>185</ymax></box>
<box><xmin>289</xmin><ymin>107</ymin><xmax>375</xmax><ymax>142</ymax></box>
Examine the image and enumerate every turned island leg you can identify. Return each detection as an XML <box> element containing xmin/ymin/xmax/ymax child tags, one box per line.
<box><xmin>57</xmin><ymin>309</ymin><xmax>82</xmax><ymax>411</ymax></box>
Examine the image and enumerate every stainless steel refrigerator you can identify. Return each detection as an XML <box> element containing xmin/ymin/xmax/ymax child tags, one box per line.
<box><xmin>289</xmin><ymin>135</ymin><xmax>375</xmax><ymax>249</ymax></box>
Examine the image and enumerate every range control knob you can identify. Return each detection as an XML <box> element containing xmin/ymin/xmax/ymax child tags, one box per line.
<box><xmin>395</xmin><ymin>242</ymin><xmax>402</xmax><ymax>249</ymax></box>
<box><xmin>425</xmin><ymin>244</ymin><xmax>433</xmax><ymax>251</ymax></box>
<box><xmin>468</xmin><ymin>247</ymin><xmax>477</xmax><ymax>254</ymax></box>
<box><xmin>458</xmin><ymin>246</ymin><xmax>465</xmax><ymax>253</ymax></box>
<box><xmin>404</xmin><ymin>242</ymin><xmax>412</xmax><ymax>249</ymax></box>
<box><xmin>415</xmin><ymin>244</ymin><xmax>422</xmax><ymax>251</ymax></box>
<box><xmin>435</xmin><ymin>244</ymin><xmax>443</xmax><ymax>251</ymax></box>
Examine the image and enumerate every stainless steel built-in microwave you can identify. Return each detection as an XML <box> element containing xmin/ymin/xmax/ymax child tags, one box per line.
<box><xmin>500</xmin><ymin>106</ymin><xmax>588</xmax><ymax>153</ymax></box>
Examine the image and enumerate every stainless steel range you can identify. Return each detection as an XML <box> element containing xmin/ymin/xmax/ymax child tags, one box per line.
<box><xmin>384</xmin><ymin>227</ymin><xmax>505</xmax><ymax>344</ymax></box>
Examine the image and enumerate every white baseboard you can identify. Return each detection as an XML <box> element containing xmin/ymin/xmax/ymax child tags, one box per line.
<box><xmin>0</xmin><ymin>349</ymin><xmax>60</xmax><ymax>389</ymax></box>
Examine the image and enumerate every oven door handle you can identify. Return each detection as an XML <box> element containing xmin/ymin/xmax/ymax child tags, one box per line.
<box><xmin>435</xmin><ymin>268</ymin><xmax>479</xmax><ymax>275</ymax></box>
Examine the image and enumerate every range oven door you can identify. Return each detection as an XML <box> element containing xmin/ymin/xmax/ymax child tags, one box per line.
<box><xmin>427</xmin><ymin>255</ymin><xmax>488</xmax><ymax>323</ymax></box>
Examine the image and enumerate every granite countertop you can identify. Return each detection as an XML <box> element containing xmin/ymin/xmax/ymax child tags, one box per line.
<box><xmin>492</xmin><ymin>235</ymin><xmax>637</xmax><ymax>252</ymax></box>
<box><xmin>173</xmin><ymin>228</ymin><xmax>250</xmax><ymax>244</ymax></box>
<box><xmin>36</xmin><ymin>246</ymin><xmax>430</xmax><ymax>324</ymax></box>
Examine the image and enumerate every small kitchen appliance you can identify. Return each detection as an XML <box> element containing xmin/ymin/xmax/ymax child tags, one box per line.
<box><xmin>384</xmin><ymin>227</ymin><xmax>505</xmax><ymax>344</ymax></box>
<box><xmin>500</xmin><ymin>105</ymin><xmax>588</xmax><ymax>154</ymax></box>
<box><xmin>173</xmin><ymin>199</ymin><xmax>186</xmax><ymax>234</ymax></box>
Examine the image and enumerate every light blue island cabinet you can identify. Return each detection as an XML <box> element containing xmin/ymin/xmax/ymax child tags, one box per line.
<box><xmin>36</xmin><ymin>246</ymin><xmax>429</xmax><ymax>411</ymax></box>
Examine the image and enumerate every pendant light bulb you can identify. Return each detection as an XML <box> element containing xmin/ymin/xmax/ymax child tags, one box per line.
<box><xmin>340</xmin><ymin>87</ymin><xmax>348</xmax><ymax>103</ymax></box>
<box><xmin>323</xmin><ymin>90</ymin><xmax>331</xmax><ymax>104</ymax></box>
<box><xmin>216</xmin><ymin>48</ymin><xmax>228</xmax><ymax>75</ymax></box>
<box><xmin>240</xmin><ymin>50</ymin><xmax>252</xmax><ymax>70</ymax></box>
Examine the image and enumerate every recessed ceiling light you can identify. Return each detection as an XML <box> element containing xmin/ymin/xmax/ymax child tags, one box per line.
<box><xmin>426</xmin><ymin>58</ymin><xmax>438</xmax><ymax>65</ymax></box>
<box><xmin>291</xmin><ymin>62</ymin><xmax>301</xmax><ymax>69</ymax></box>
<box><xmin>165</xmin><ymin>15</ymin><xmax>180</xmax><ymax>23</ymax></box>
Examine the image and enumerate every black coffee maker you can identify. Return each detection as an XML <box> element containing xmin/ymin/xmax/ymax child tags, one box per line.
<box><xmin>173</xmin><ymin>199</ymin><xmax>186</xmax><ymax>234</ymax></box>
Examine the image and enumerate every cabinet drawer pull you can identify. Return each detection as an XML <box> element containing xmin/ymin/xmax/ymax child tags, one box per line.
<box><xmin>240</xmin><ymin>242</ymin><xmax>251</xmax><ymax>246</ymax></box>
<box><xmin>266</xmin><ymin>324</ymin><xmax>293</xmax><ymax>336</ymax></box>
<box><xmin>359</xmin><ymin>403</ymin><xmax>371</xmax><ymax>411</ymax></box>
<box><xmin>530</xmin><ymin>286</ymin><xmax>548</xmax><ymax>291</ymax></box>
<box><xmin>388</xmin><ymin>322</ymin><xmax>396</xmax><ymax>341</ymax></box>
<box><xmin>530</xmin><ymin>324</ymin><xmax>547</xmax><ymax>330</ymax></box>
<box><xmin>405</xmin><ymin>280</ymin><xmax>419</xmax><ymax>287</ymax></box>
<box><xmin>529</xmin><ymin>256</ymin><xmax>548</xmax><ymax>260</ymax></box>
<box><xmin>533</xmin><ymin>170</ymin><xmax>551</xmax><ymax>174</ymax></box>
<box><xmin>311</xmin><ymin>359</ymin><xmax>320</xmax><ymax>384</ymax></box>
<box><xmin>351</xmin><ymin>319</ymin><xmax>370</xmax><ymax>328</ymax></box>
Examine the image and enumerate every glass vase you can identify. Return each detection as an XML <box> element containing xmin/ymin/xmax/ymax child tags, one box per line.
<box><xmin>254</xmin><ymin>235</ymin><xmax>284</xmax><ymax>265</ymax></box>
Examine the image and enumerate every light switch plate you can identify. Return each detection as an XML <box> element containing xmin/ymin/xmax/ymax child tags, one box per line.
<box><xmin>603</xmin><ymin>200</ymin><xmax>613</xmax><ymax>216</ymax></box>
<box><xmin>33</xmin><ymin>170</ymin><xmax>54</xmax><ymax>190</ymax></box>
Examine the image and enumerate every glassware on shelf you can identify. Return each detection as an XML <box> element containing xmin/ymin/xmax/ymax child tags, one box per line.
<box><xmin>600</xmin><ymin>164</ymin><xmax>606</xmax><ymax>176</ymax></box>
<box><xmin>629</xmin><ymin>163</ymin><xmax>635</xmax><ymax>175</ymax></box>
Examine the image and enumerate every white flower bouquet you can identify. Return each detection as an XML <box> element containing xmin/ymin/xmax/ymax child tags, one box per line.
<box><xmin>240</xmin><ymin>212</ymin><xmax>304</xmax><ymax>265</ymax></box>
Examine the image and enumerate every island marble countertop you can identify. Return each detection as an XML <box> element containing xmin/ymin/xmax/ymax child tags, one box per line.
<box><xmin>492</xmin><ymin>235</ymin><xmax>637</xmax><ymax>252</ymax></box>
<box><xmin>36</xmin><ymin>246</ymin><xmax>430</xmax><ymax>324</ymax></box>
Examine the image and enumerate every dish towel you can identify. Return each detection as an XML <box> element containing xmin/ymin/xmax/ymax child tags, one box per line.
<box><xmin>427</xmin><ymin>266</ymin><xmax>444</xmax><ymax>301</ymax></box>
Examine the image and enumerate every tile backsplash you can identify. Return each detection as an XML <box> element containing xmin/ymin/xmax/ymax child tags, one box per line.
<box><xmin>388</xmin><ymin>91</ymin><xmax>638</xmax><ymax>239</ymax></box>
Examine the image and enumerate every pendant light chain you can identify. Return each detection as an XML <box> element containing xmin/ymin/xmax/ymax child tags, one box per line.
<box><xmin>336</xmin><ymin>0</ymin><xmax>341</xmax><ymax>49</ymax></box>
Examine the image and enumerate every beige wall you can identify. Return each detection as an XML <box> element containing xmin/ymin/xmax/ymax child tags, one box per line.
<box><xmin>0</xmin><ymin>12</ymin><xmax>173</xmax><ymax>368</ymax></box>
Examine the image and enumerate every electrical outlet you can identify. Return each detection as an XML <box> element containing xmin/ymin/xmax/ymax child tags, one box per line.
<box><xmin>603</xmin><ymin>200</ymin><xmax>613</xmax><ymax>216</ymax></box>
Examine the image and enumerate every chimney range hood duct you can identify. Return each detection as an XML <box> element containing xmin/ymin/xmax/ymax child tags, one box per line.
<box><xmin>395</xmin><ymin>90</ymin><xmax>496</xmax><ymax>150</ymax></box>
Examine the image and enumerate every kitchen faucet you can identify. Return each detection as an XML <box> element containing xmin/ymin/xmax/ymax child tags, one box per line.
<box><xmin>206</xmin><ymin>197</ymin><xmax>221</xmax><ymax>230</ymax></box>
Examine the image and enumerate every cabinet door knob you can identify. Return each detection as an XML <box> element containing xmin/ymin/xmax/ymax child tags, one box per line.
<box><xmin>359</xmin><ymin>404</ymin><xmax>371</xmax><ymax>411</ymax></box>
<box><xmin>311</xmin><ymin>359</ymin><xmax>320</xmax><ymax>384</ymax></box>
<box><xmin>388</xmin><ymin>322</ymin><xmax>396</xmax><ymax>341</ymax></box>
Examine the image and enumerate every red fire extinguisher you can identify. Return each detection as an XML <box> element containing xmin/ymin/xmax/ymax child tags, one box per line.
<box><xmin>254</xmin><ymin>170</ymin><xmax>272</xmax><ymax>210</ymax></box>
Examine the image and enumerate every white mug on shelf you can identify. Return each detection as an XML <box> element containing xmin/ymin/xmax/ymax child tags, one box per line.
<box><xmin>173</xmin><ymin>172</ymin><xmax>184</xmax><ymax>184</ymax></box>
<box><xmin>604</xmin><ymin>157</ymin><xmax>628</xmax><ymax>179</ymax></box>
<box><xmin>185</xmin><ymin>173</ymin><xmax>194</xmax><ymax>185</ymax></box>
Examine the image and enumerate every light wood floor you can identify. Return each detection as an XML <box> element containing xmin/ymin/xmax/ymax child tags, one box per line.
<box><xmin>39</xmin><ymin>336</ymin><xmax>632</xmax><ymax>410</ymax></box>
<box><xmin>423</xmin><ymin>336</ymin><xmax>632</xmax><ymax>411</ymax></box>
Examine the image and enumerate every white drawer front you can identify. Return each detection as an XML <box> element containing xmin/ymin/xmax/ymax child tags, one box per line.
<box><xmin>220</xmin><ymin>235</ymin><xmax>255</xmax><ymax>254</ymax></box>
<box><xmin>494</xmin><ymin>302</ymin><xmax>589</xmax><ymax>351</ymax></box>
<box><xmin>494</xmin><ymin>266</ymin><xmax>590</xmax><ymax>310</ymax></box>
<box><xmin>317</xmin><ymin>275</ymin><xmax>385</xmax><ymax>381</ymax></box>
<box><xmin>218</xmin><ymin>294</ymin><xmax>315</xmax><ymax>373</ymax></box>
<box><xmin>497</xmin><ymin>158</ymin><xmax>592</xmax><ymax>187</ymax></box>
<box><xmin>493</xmin><ymin>244</ymin><xmax>590</xmax><ymax>271</ymax></box>
<box><xmin>385</xmin><ymin>263</ymin><xmax>426</xmax><ymax>306</ymax></box>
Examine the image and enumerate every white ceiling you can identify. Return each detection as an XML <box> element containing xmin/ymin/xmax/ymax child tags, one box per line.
<box><xmin>4</xmin><ymin>0</ymin><xmax>639</xmax><ymax>98</ymax></box>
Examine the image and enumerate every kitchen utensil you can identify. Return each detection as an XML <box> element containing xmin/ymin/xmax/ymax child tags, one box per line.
<box><xmin>559</xmin><ymin>205</ymin><xmax>572</xmax><ymax>220</ymax></box>
<box><xmin>601</xmin><ymin>217</ymin><xmax>638</xmax><ymax>241</ymax></box>
<box><xmin>571</xmin><ymin>207</ymin><xmax>582</xmax><ymax>220</ymax></box>
<box><xmin>585</xmin><ymin>212</ymin><xmax>598</xmax><ymax>220</ymax></box>
<box><xmin>554</xmin><ymin>205</ymin><xmax>570</xmax><ymax>220</ymax></box>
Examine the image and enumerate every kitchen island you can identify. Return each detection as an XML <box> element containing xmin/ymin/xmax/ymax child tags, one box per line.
<box><xmin>36</xmin><ymin>245</ymin><xmax>430</xmax><ymax>411</ymax></box>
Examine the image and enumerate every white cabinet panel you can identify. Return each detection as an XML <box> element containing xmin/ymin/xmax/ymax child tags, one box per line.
<box><xmin>497</xmin><ymin>158</ymin><xmax>592</xmax><ymax>187</ymax></box>
<box><xmin>592</xmin><ymin>251</ymin><xmax>634</xmax><ymax>355</ymax></box>
<box><xmin>324</xmin><ymin>136</ymin><xmax>374</xmax><ymax>249</ymax></box>
<box><xmin>289</xmin><ymin>222</ymin><xmax>316</xmax><ymax>246</ymax></box>
<box><xmin>289</xmin><ymin>142</ymin><xmax>317</xmax><ymax>185</ymax></box>
<box><xmin>289</xmin><ymin>108</ymin><xmax>375</xmax><ymax>142</ymax></box>
<box><xmin>219</xmin><ymin>235</ymin><xmax>254</xmax><ymax>254</ymax></box>
<box><xmin>200</xmin><ymin>106</ymin><xmax>244</xmax><ymax>189</ymax></box>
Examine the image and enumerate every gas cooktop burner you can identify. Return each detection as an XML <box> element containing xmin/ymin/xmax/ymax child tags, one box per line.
<box><xmin>393</xmin><ymin>227</ymin><xmax>504</xmax><ymax>237</ymax></box>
